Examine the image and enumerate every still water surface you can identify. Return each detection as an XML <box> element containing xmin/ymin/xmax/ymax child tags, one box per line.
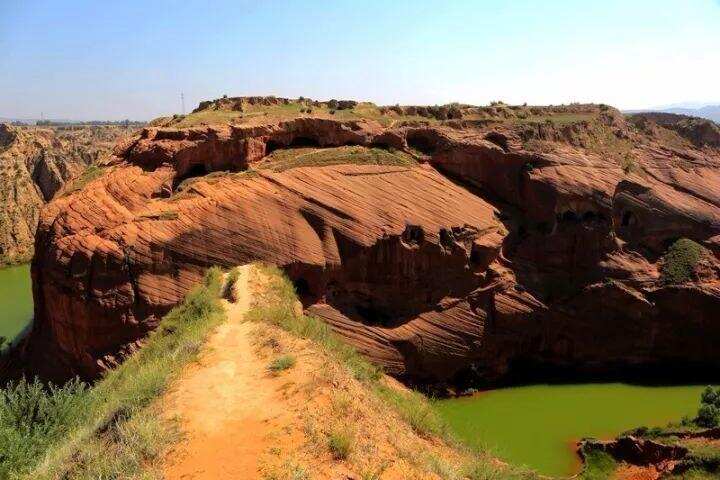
<box><xmin>0</xmin><ymin>264</ymin><xmax>33</xmax><ymax>348</ymax></box>
<box><xmin>435</xmin><ymin>383</ymin><xmax>705</xmax><ymax>477</ymax></box>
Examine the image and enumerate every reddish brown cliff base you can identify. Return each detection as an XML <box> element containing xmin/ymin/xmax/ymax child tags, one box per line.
<box><xmin>13</xmin><ymin>99</ymin><xmax>720</xmax><ymax>384</ymax></box>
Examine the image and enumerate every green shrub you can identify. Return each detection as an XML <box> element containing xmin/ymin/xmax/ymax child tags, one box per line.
<box><xmin>580</xmin><ymin>450</ymin><xmax>617</xmax><ymax>480</ymax></box>
<box><xmin>701</xmin><ymin>386</ymin><xmax>719</xmax><ymax>406</ymax></box>
<box><xmin>62</xmin><ymin>165</ymin><xmax>106</xmax><ymax>196</ymax></box>
<box><xmin>661</xmin><ymin>238</ymin><xmax>704</xmax><ymax>284</ymax></box>
<box><xmin>268</xmin><ymin>354</ymin><xmax>296</xmax><ymax>373</ymax></box>
<box><xmin>373</xmin><ymin>385</ymin><xmax>449</xmax><ymax>440</ymax></box>
<box><xmin>327</xmin><ymin>428</ymin><xmax>352</xmax><ymax>460</ymax></box>
<box><xmin>0</xmin><ymin>377</ymin><xmax>88</xmax><ymax>477</ymax></box>
<box><xmin>696</xmin><ymin>386</ymin><xmax>720</xmax><ymax>428</ymax></box>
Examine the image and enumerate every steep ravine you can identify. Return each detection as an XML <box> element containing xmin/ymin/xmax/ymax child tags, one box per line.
<box><xmin>8</xmin><ymin>105</ymin><xmax>720</xmax><ymax>387</ymax></box>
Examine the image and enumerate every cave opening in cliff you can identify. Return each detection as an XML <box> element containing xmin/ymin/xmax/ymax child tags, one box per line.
<box><xmin>265</xmin><ymin>140</ymin><xmax>282</xmax><ymax>153</ymax></box>
<box><xmin>484</xmin><ymin>132</ymin><xmax>510</xmax><ymax>152</ymax></box>
<box><xmin>266</xmin><ymin>136</ymin><xmax>321</xmax><ymax>155</ymax></box>
<box><xmin>173</xmin><ymin>163</ymin><xmax>209</xmax><ymax>190</ymax></box>
<box><xmin>293</xmin><ymin>277</ymin><xmax>310</xmax><ymax>294</ymax></box>
<box><xmin>559</xmin><ymin>211</ymin><xmax>579</xmax><ymax>223</ymax></box>
<box><xmin>401</xmin><ymin>224</ymin><xmax>425</xmax><ymax>245</ymax></box>
<box><xmin>621</xmin><ymin>210</ymin><xmax>635</xmax><ymax>227</ymax></box>
<box><xmin>355</xmin><ymin>304</ymin><xmax>392</xmax><ymax>327</ymax></box>
<box><xmin>406</xmin><ymin>132</ymin><xmax>437</xmax><ymax>155</ymax></box>
<box><xmin>535</xmin><ymin>221</ymin><xmax>552</xmax><ymax>235</ymax></box>
<box><xmin>582</xmin><ymin>211</ymin><xmax>597</xmax><ymax>222</ymax></box>
<box><xmin>289</xmin><ymin>136</ymin><xmax>321</xmax><ymax>148</ymax></box>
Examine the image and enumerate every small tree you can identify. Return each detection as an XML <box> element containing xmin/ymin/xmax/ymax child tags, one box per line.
<box><xmin>696</xmin><ymin>386</ymin><xmax>720</xmax><ymax>428</ymax></box>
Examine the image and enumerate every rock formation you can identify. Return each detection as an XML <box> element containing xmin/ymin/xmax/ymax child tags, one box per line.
<box><xmin>0</xmin><ymin>124</ymin><xmax>134</xmax><ymax>265</ymax></box>
<box><xmin>13</xmin><ymin>99</ymin><xmax>720</xmax><ymax>384</ymax></box>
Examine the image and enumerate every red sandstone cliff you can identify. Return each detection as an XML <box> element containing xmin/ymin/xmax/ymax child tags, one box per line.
<box><xmin>16</xmin><ymin>103</ymin><xmax>720</xmax><ymax>384</ymax></box>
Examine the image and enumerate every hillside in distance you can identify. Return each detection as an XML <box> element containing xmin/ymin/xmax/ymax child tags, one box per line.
<box><xmin>662</xmin><ymin>105</ymin><xmax>720</xmax><ymax>123</ymax></box>
<box><xmin>0</xmin><ymin>124</ymin><xmax>136</xmax><ymax>265</ymax></box>
<box><xmin>626</xmin><ymin>104</ymin><xmax>720</xmax><ymax>123</ymax></box>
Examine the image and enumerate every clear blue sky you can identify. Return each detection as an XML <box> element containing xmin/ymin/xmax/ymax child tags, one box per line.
<box><xmin>1</xmin><ymin>0</ymin><xmax>719</xmax><ymax>120</ymax></box>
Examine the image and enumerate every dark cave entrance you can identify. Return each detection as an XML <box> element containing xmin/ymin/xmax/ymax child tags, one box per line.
<box><xmin>173</xmin><ymin>163</ymin><xmax>208</xmax><ymax>190</ymax></box>
<box><xmin>266</xmin><ymin>136</ymin><xmax>321</xmax><ymax>155</ymax></box>
<box><xmin>293</xmin><ymin>277</ymin><xmax>311</xmax><ymax>297</ymax></box>
<box><xmin>406</xmin><ymin>132</ymin><xmax>437</xmax><ymax>155</ymax></box>
<box><xmin>621</xmin><ymin>210</ymin><xmax>635</xmax><ymax>227</ymax></box>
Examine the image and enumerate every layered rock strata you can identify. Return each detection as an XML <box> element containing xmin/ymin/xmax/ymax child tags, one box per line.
<box><xmin>16</xmin><ymin>110</ymin><xmax>720</xmax><ymax>384</ymax></box>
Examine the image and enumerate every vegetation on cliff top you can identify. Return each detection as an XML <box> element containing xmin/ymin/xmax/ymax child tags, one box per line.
<box><xmin>259</xmin><ymin>145</ymin><xmax>418</xmax><ymax>172</ymax></box>
<box><xmin>0</xmin><ymin>268</ymin><xmax>224</xmax><ymax>479</ymax></box>
<box><xmin>154</xmin><ymin>95</ymin><xmax>606</xmax><ymax>129</ymax></box>
<box><xmin>60</xmin><ymin>165</ymin><xmax>107</xmax><ymax>197</ymax></box>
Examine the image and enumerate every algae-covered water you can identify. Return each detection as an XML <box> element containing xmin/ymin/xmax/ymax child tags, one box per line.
<box><xmin>0</xmin><ymin>264</ymin><xmax>33</xmax><ymax>349</ymax></box>
<box><xmin>435</xmin><ymin>383</ymin><xmax>706</xmax><ymax>478</ymax></box>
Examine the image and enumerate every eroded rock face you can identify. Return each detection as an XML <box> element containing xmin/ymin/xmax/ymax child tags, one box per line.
<box><xmin>0</xmin><ymin>124</ymin><xmax>134</xmax><ymax>265</ymax></box>
<box><xmin>16</xmin><ymin>112</ymin><xmax>720</xmax><ymax>384</ymax></box>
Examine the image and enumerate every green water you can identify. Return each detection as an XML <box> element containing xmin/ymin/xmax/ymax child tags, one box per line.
<box><xmin>0</xmin><ymin>264</ymin><xmax>33</xmax><ymax>349</ymax></box>
<box><xmin>435</xmin><ymin>383</ymin><xmax>706</xmax><ymax>478</ymax></box>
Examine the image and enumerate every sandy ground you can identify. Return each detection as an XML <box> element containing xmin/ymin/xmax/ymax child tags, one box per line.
<box><xmin>614</xmin><ymin>464</ymin><xmax>662</xmax><ymax>480</ymax></box>
<box><xmin>162</xmin><ymin>265</ymin><xmax>288</xmax><ymax>480</ymax></box>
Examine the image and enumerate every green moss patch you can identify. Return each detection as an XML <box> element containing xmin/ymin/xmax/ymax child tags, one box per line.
<box><xmin>259</xmin><ymin>145</ymin><xmax>417</xmax><ymax>172</ymax></box>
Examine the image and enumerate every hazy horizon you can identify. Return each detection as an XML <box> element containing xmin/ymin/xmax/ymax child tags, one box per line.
<box><xmin>1</xmin><ymin>0</ymin><xmax>719</xmax><ymax>121</ymax></box>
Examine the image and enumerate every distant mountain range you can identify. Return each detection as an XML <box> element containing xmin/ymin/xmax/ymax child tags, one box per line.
<box><xmin>0</xmin><ymin>117</ymin><xmax>76</xmax><ymax>125</ymax></box>
<box><xmin>660</xmin><ymin>105</ymin><xmax>720</xmax><ymax>123</ymax></box>
<box><xmin>0</xmin><ymin>117</ymin><xmax>145</xmax><ymax>126</ymax></box>
<box><xmin>624</xmin><ymin>105</ymin><xmax>720</xmax><ymax>123</ymax></box>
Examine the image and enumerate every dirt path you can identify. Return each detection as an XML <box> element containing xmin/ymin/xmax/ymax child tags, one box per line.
<box><xmin>162</xmin><ymin>265</ymin><xmax>290</xmax><ymax>480</ymax></box>
<box><xmin>160</xmin><ymin>265</ymin><xmax>474</xmax><ymax>480</ymax></box>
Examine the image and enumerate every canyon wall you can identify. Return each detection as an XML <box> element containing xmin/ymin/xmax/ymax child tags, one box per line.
<box><xmin>14</xmin><ymin>107</ymin><xmax>720</xmax><ymax>384</ymax></box>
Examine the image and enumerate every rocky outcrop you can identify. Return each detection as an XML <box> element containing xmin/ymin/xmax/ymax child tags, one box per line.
<box><xmin>17</xmin><ymin>106</ymin><xmax>720</xmax><ymax>384</ymax></box>
<box><xmin>629</xmin><ymin>112</ymin><xmax>720</xmax><ymax>148</ymax></box>
<box><xmin>0</xmin><ymin>124</ymin><xmax>133</xmax><ymax>266</ymax></box>
<box><xmin>580</xmin><ymin>430</ymin><xmax>720</xmax><ymax>478</ymax></box>
<box><xmin>580</xmin><ymin>436</ymin><xmax>688</xmax><ymax>466</ymax></box>
<box><xmin>193</xmin><ymin>96</ymin><xmax>359</xmax><ymax>115</ymax></box>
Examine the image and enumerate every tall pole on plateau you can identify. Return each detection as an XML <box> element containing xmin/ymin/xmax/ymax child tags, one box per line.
<box><xmin>181</xmin><ymin>92</ymin><xmax>185</xmax><ymax>115</ymax></box>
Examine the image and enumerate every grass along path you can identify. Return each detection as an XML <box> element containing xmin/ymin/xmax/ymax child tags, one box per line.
<box><xmin>162</xmin><ymin>265</ymin><xmax>290</xmax><ymax>479</ymax></box>
<box><xmin>3</xmin><ymin>263</ymin><xmax>538</xmax><ymax>479</ymax></box>
<box><xmin>232</xmin><ymin>263</ymin><xmax>537</xmax><ymax>480</ymax></box>
<box><xmin>0</xmin><ymin>268</ymin><xmax>226</xmax><ymax>479</ymax></box>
